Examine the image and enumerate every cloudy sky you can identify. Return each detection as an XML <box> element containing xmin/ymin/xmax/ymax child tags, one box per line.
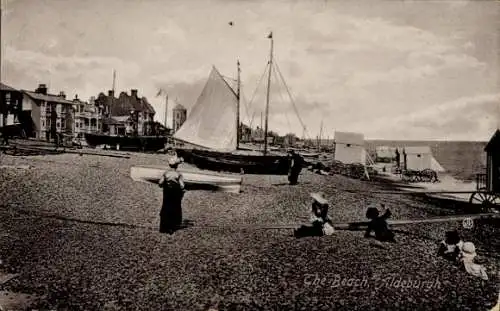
<box><xmin>1</xmin><ymin>0</ymin><xmax>499</xmax><ymax>141</ymax></box>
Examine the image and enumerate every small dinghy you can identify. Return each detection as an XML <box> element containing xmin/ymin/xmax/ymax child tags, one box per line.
<box><xmin>130</xmin><ymin>165</ymin><xmax>242</xmax><ymax>193</ymax></box>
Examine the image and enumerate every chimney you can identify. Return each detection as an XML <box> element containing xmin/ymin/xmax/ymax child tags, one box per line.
<box><xmin>131</xmin><ymin>89</ymin><xmax>138</xmax><ymax>97</ymax></box>
<box><xmin>59</xmin><ymin>91</ymin><xmax>66</xmax><ymax>99</ymax></box>
<box><xmin>35</xmin><ymin>84</ymin><xmax>48</xmax><ymax>94</ymax></box>
<box><xmin>108</xmin><ymin>90</ymin><xmax>114</xmax><ymax>97</ymax></box>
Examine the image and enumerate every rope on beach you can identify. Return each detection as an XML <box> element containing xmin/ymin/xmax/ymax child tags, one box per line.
<box><xmin>340</xmin><ymin>189</ymin><xmax>477</xmax><ymax>195</ymax></box>
<box><xmin>3</xmin><ymin>208</ymin><xmax>498</xmax><ymax>232</ymax></box>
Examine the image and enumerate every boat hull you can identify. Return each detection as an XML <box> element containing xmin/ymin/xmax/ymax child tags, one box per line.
<box><xmin>177</xmin><ymin>148</ymin><xmax>290</xmax><ymax>175</ymax></box>
<box><xmin>85</xmin><ymin>133</ymin><xmax>167</xmax><ymax>151</ymax></box>
<box><xmin>130</xmin><ymin>165</ymin><xmax>242</xmax><ymax>193</ymax></box>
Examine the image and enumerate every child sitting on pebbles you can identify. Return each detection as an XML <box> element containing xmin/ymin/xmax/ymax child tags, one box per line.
<box><xmin>437</xmin><ymin>230</ymin><xmax>464</xmax><ymax>261</ymax></box>
<box><xmin>458</xmin><ymin>242</ymin><xmax>488</xmax><ymax>280</ymax></box>
<box><xmin>364</xmin><ymin>204</ymin><xmax>395</xmax><ymax>244</ymax></box>
<box><xmin>294</xmin><ymin>192</ymin><xmax>334</xmax><ymax>238</ymax></box>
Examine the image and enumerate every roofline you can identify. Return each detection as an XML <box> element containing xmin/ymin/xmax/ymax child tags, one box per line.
<box><xmin>22</xmin><ymin>90</ymin><xmax>75</xmax><ymax>104</ymax></box>
<box><xmin>0</xmin><ymin>83</ymin><xmax>21</xmax><ymax>92</ymax></box>
<box><xmin>485</xmin><ymin>129</ymin><xmax>500</xmax><ymax>151</ymax></box>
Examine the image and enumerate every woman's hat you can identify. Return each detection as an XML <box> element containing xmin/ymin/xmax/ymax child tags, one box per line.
<box><xmin>311</xmin><ymin>192</ymin><xmax>328</xmax><ymax>205</ymax></box>
<box><xmin>461</xmin><ymin>242</ymin><xmax>477</xmax><ymax>258</ymax></box>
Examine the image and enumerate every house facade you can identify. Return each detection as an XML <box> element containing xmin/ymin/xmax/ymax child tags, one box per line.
<box><xmin>96</xmin><ymin>89</ymin><xmax>155</xmax><ymax>136</ymax></box>
<box><xmin>0</xmin><ymin>83</ymin><xmax>23</xmax><ymax>128</ymax></box>
<box><xmin>22</xmin><ymin>84</ymin><xmax>75</xmax><ymax>140</ymax></box>
<box><xmin>73</xmin><ymin>95</ymin><xmax>104</xmax><ymax>138</ymax></box>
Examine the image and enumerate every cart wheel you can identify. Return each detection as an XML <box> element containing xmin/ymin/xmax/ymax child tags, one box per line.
<box><xmin>469</xmin><ymin>192</ymin><xmax>500</xmax><ymax>212</ymax></box>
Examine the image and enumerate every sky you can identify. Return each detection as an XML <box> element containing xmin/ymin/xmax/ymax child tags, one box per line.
<box><xmin>1</xmin><ymin>0</ymin><xmax>499</xmax><ymax>141</ymax></box>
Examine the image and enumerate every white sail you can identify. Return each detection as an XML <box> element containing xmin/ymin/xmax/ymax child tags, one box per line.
<box><xmin>173</xmin><ymin>66</ymin><xmax>238</xmax><ymax>151</ymax></box>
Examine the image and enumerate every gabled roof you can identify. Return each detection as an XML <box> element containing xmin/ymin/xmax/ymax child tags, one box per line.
<box><xmin>334</xmin><ymin>131</ymin><xmax>364</xmax><ymax>146</ymax></box>
<box><xmin>485</xmin><ymin>129</ymin><xmax>500</xmax><ymax>152</ymax></box>
<box><xmin>23</xmin><ymin>91</ymin><xmax>74</xmax><ymax>105</ymax></box>
<box><xmin>403</xmin><ymin>146</ymin><xmax>432</xmax><ymax>155</ymax></box>
<box><xmin>95</xmin><ymin>91</ymin><xmax>155</xmax><ymax>116</ymax></box>
<box><xmin>0</xmin><ymin>83</ymin><xmax>19</xmax><ymax>92</ymax></box>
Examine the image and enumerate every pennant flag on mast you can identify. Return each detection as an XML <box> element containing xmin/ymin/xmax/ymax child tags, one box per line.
<box><xmin>267</xmin><ymin>32</ymin><xmax>273</xmax><ymax>39</ymax></box>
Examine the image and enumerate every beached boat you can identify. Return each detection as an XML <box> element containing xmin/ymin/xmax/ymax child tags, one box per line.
<box><xmin>130</xmin><ymin>165</ymin><xmax>242</xmax><ymax>193</ymax></box>
<box><xmin>172</xmin><ymin>33</ymin><xmax>294</xmax><ymax>175</ymax></box>
<box><xmin>84</xmin><ymin>133</ymin><xmax>167</xmax><ymax>152</ymax></box>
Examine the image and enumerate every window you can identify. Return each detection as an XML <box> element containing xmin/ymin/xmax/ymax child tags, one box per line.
<box><xmin>417</xmin><ymin>154</ymin><xmax>421</xmax><ymax>158</ymax></box>
<box><xmin>57</xmin><ymin>122</ymin><xmax>60</xmax><ymax>128</ymax></box>
<box><xmin>5</xmin><ymin>93</ymin><xmax>11</xmax><ymax>105</ymax></box>
<box><xmin>42</xmin><ymin>121</ymin><xmax>45</xmax><ymax>127</ymax></box>
<box><xmin>76</xmin><ymin>123</ymin><xmax>79</xmax><ymax>128</ymax></box>
<box><xmin>347</xmin><ymin>144</ymin><xmax>351</xmax><ymax>147</ymax></box>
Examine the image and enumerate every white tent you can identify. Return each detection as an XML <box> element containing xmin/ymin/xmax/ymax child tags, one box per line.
<box><xmin>334</xmin><ymin>131</ymin><xmax>367</xmax><ymax>164</ymax></box>
<box><xmin>402</xmin><ymin>146</ymin><xmax>445</xmax><ymax>172</ymax></box>
<box><xmin>376</xmin><ymin>146</ymin><xmax>397</xmax><ymax>159</ymax></box>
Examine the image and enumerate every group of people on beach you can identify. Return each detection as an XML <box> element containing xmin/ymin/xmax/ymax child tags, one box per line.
<box><xmin>293</xmin><ymin>192</ymin><xmax>395</xmax><ymax>244</ymax></box>
<box><xmin>155</xmin><ymin>150</ymin><xmax>490</xmax><ymax>281</ymax></box>
<box><xmin>438</xmin><ymin>230</ymin><xmax>489</xmax><ymax>280</ymax></box>
<box><xmin>158</xmin><ymin>149</ymin><xmax>306</xmax><ymax>234</ymax></box>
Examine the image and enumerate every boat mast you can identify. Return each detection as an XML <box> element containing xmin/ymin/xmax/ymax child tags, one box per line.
<box><xmin>164</xmin><ymin>94</ymin><xmax>168</xmax><ymax>130</ymax></box>
<box><xmin>318</xmin><ymin>119</ymin><xmax>323</xmax><ymax>152</ymax></box>
<box><xmin>236</xmin><ymin>60</ymin><xmax>241</xmax><ymax>149</ymax></box>
<box><xmin>264</xmin><ymin>31</ymin><xmax>273</xmax><ymax>155</ymax></box>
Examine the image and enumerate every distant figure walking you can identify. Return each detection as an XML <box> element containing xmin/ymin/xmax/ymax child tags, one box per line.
<box><xmin>395</xmin><ymin>148</ymin><xmax>400</xmax><ymax>169</ymax></box>
<box><xmin>159</xmin><ymin>156</ymin><xmax>185</xmax><ymax>234</ymax></box>
<box><xmin>0</xmin><ymin>128</ymin><xmax>9</xmax><ymax>146</ymax></box>
<box><xmin>288</xmin><ymin>150</ymin><xmax>304</xmax><ymax>185</ymax></box>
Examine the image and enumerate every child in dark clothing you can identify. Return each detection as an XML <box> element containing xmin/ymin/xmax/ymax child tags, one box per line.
<box><xmin>437</xmin><ymin>230</ymin><xmax>463</xmax><ymax>262</ymax></box>
<box><xmin>364</xmin><ymin>204</ymin><xmax>395</xmax><ymax>242</ymax></box>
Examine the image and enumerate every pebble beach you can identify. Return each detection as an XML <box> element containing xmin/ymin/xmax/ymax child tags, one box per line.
<box><xmin>0</xmin><ymin>151</ymin><xmax>499</xmax><ymax>310</ymax></box>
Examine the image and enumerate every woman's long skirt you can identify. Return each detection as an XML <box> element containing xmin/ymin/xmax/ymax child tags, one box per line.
<box><xmin>160</xmin><ymin>191</ymin><xmax>183</xmax><ymax>234</ymax></box>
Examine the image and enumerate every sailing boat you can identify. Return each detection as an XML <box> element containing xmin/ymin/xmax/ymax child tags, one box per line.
<box><xmin>174</xmin><ymin>33</ymin><xmax>290</xmax><ymax>175</ymax></box>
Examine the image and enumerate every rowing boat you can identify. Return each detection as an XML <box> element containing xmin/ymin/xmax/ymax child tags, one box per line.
<box><xmin>130</xmin><ymin>165</ymin><xmax>242</xmax><ymax>193</ymax></box>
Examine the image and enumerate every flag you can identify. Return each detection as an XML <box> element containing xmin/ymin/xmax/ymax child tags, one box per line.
<box><xmin>267</xmin><ymin>32</ymin><xmax>272</xmax><ymax>39</ymax></box>
<box><xmin>156</xmin><ymin>89</ymin><xmax>163</xmax><ymax>97</ymax></box>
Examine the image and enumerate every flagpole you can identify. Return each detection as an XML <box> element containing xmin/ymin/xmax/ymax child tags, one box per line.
<box><xmin>112</xmin><ymin>70</ymin><xmax>116</xmax><ymax>94</ymax></box>
<box><xmin>264</xmin><ymin>31</ymin><xmax>273</xmax><ymax>156</ymax></box>
<box><xmin>236</xmin><ymin>60</ymin><xmax>241</xmax><ymax>149</ymax></box>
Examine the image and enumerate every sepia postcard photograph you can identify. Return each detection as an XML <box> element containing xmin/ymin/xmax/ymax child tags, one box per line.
<box><xmin>0</xmin><ymin>0</ymin><xmax>499</xmax><ymax>310</ymax></box>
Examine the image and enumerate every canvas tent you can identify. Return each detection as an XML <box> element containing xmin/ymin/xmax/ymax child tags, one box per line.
<box><xmin>334</xmin><ymin>131</ymin><xmax>367</xmax><ymax>164</ymax></box>
<box><xmin>402</xmin><ymin>146</ymin><xmax>445</xmax><ymax>172</ymax></box>
<box><xmin>376</xmin><ymin>146</ymin><xmax>397</xmax><ymax>161</ymax></box>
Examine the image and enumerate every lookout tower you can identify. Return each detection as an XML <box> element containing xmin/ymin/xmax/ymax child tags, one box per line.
<box><xmin>172</xmin><ymin>103</ymin><xmax>187</xmax><ymax>133</ymax></box>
